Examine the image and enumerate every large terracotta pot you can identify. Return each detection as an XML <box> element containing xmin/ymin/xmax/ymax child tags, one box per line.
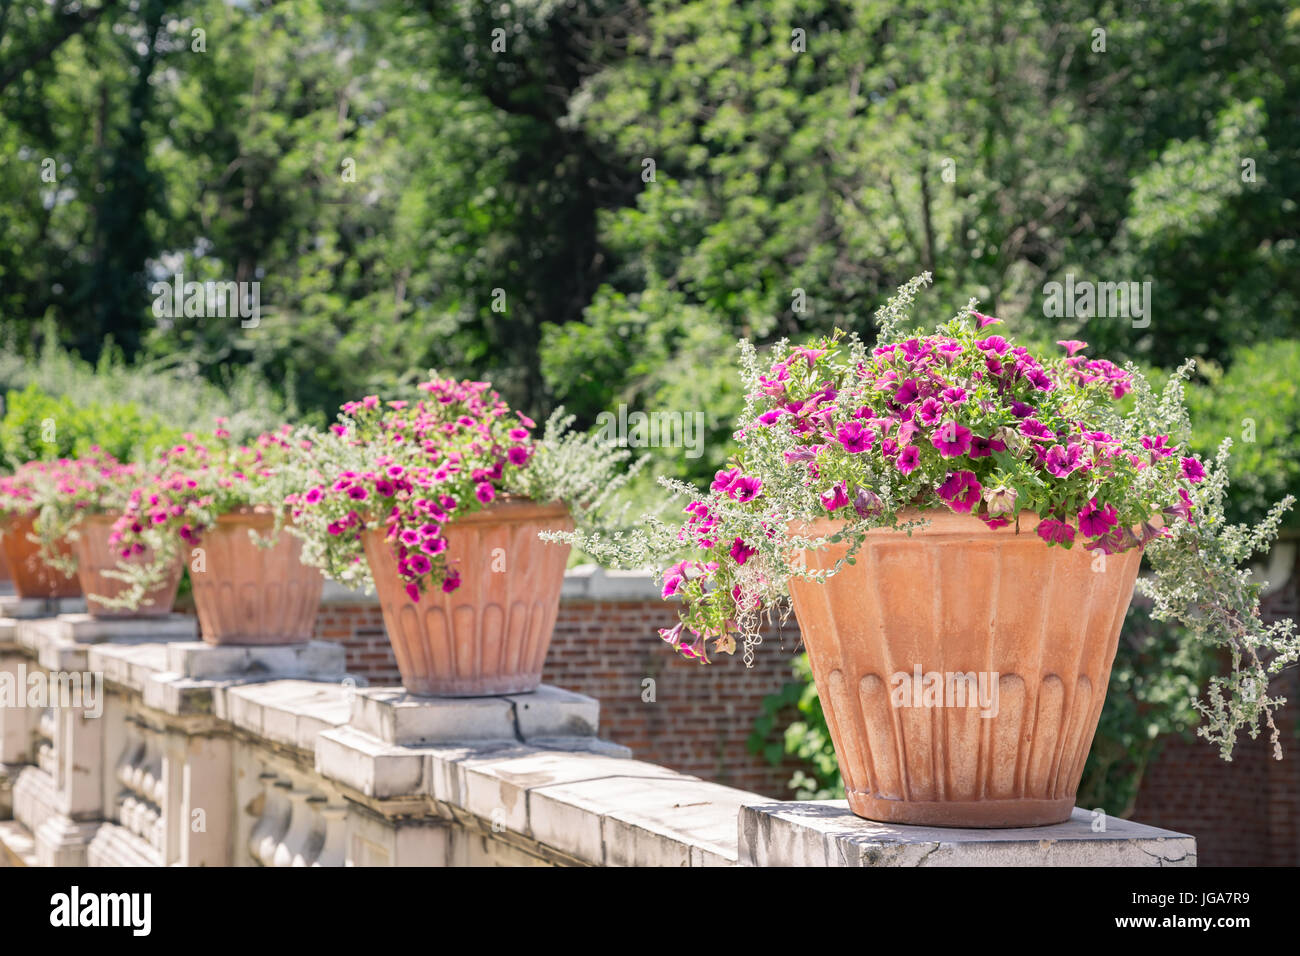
<box><xmin>788</xmin><ymin>509</ymin><xmax>1142</xmax><ymax>828</ymax></box>
<box><xmin>0</xmin><ymin>511</ymin><xmax>80</xmax><ymax>599</ymax></box>
<box><xmin>190</xmin><ymin>509</ymin><xmax>323</xmax><ymax>645</ymax></box>
<box><xmin>73</xmin><ymin>513</ymin><xmax>183</xmax><ymax>618</ymax></box>
<box><xmin>362</xmin><ymin>500</ymin><xmax>573</xmax><ymax>696</ymax></box>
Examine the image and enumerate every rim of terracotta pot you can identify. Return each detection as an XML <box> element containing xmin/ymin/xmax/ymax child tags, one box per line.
<box><xmin>792</xmin><ymin>507</ymin><xmax>1152</xmax><ymax>544</ymax></box>
<box><xmin>436</xmin><ymin>497</ymin><xmax>570</xmax><ymax>525</ymax></box>
<box><xmin>210</xmin><ymin>505</ymin><xmax>277</xmax><ymax>525</ymax></box>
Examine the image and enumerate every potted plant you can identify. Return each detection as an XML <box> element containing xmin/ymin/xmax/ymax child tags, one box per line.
<box><xmin>0</xmin><ymin>461</ymin><xmax>82</xmax><ymax>599</ymax></box>
<box><xmin>286</xmin><ymin>376</ymin><xmax>641</xmax><ymax>696</ymax></box>
<box><xmin>560</xmin><ymin>276</ymin><xmax>1299</xmax><ymax>827</ymax></box>
<box><xmin>27</xmin><ymin>451</ymin><xmax>185</xmax><ymax>618</ymax></box>
<box><xmin>108</xmin><ymin>425</ymin><xmax>324</xmax><ymax>644</ymax></box>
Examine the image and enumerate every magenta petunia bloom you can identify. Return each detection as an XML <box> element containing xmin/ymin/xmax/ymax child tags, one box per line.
<box><xmin>819</xmin><ymin>482</ymin><xmax>850</xmax><ymax>512</ymax></box>
<box><xmin>976</xmin><ymin>335</ymin><xmax>1010</xmax><ymax>356</ymax></box>
<box><xmin>1044</xmin><ymin>443</ymin><xmax>1083</xmax><ymax>478</ymax></box>
<box><xmin>1180</xmin><ymin>457</ymin><xmax>1206</xmax><ymax>483</ymax></box>
<box><xmin>441</xmin><ymin>573</ymin><xmax>461</xmax><ymax>593</ymax></box>
<box><xmin>1019</xmin><ymin>418</ymin><xmax>1054</xmax><ymax>441</ymax></box>
<box><xmin>931</xmin><ymin>421</ymin><xmax>973</xmax><ymax>457</ymax></box>
<box><xmin>892</xmin><ymin>379</ymin><xmax>921</xmax><ymax>406</ymax></box>
<box><xmin>1164</xmin><ymin>487</ymin><xmax>1196</xmax><ymax>526</ymax></box>
<box><xmin>1056</xmin><ymin>339</ymin><xmax>1088</xmax><ymax>356</ymax></box>
<box><xmin>969</xmin><ymin>435</ymin><xmax>1006</xmax><ymax>458</ymax></box>
<box><xmin>711</xmin><ymin>468</ymin><xmax>740</xmax><ymax>492</ymax></box>
<box><xmin>916</xmin><ymin>397</ymin><xmax>944</xmax><ymax>426</ymax></box>
<box><xmin>729</xmin><ymin>537</ymin><xmax>757</xmax><ymax>565</ymax></box>
<box><xmin>658</xmin><ymin>622</ymin><xmax>684</xmax><ymax>648</ymax></box>
<box><xmin>1036</xmin><ymin>518</ymin><xmax>1076</xmax><ymax>546</ymax></box>
<box><xmin>940</xmin><ymin>386</ymin><xmax>967</xmax><ymax>404</ymax></box>
<box><xmin>404</xmin><ymin>582</ymin><xmax>421</xmax><ymax>603</ymax></box>
<box><xmin>304</xmin><ymin>486</ymin><xmax>323</xmax><ymax>504</ymax></box>
<box><xmin>347</xmin><ymin>485</ymin><xmax>369</xmax><ymax>501</ymax></box>
<box><xmin>973</xmin><ymin>312</ymin><xmax>1001</xmax><ymax>328</ymax></box>
<box><xmin>1078</xmin><ymin>499</ymin><xmax>1119</xmax><ymax>537</ymax></box>
<box><xmin>475</xmin><ymin>482</ymin><xmax>495</xmax><ymax>504</ymax></box>
<box><xmin>836</xmin><ymin>421</ymin><xmax>873</xmax><ymax>453</ymax></box>
<box><xmin>936</xmin><ymin>470</ymin><xmax>982</xmax><ymax>513</ymax></box>
<box><xmin>507</xmin><ymin>446</ymin><xmax>530</xmax><ymax>466</ymax></box>
<box><xmin>728</xmin><ymin>475</ymin><xmax>763</xmax><ymax>502</ymax></box>
<box><xmin>896</xmin><ymin>445</ymin><xmax>921</xmax><ymax>473</ymax></box>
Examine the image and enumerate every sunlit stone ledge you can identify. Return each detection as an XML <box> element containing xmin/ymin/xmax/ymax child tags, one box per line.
<box><xmin>0</xmin><ymin>611</ymin><xmax>1196</xmax><ymax>867</ymax></box>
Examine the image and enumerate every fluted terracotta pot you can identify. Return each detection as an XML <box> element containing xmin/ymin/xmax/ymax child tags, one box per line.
<box><xmin>73</xmin><ymin>513</ymin><xmax>182</xmax><ymax>618</ymax></box>
<box><xmin>190</xmin><ymin>509</ymin><xmax>323</xmax><ymax>645</ymax></box>
<box><xmin>362</xmin><ymin>499</ymin><xmax>573</xmax><ymax>696</ymax></box>
<box><xmin>0</xmin><ymin>512</ymin><xmax>80</xmax><ymax>599</ymax></box>
<box><xmin>788</xmin><ymin>509</ymin><xmax>1142</xmax><ymax>828</ymax></box>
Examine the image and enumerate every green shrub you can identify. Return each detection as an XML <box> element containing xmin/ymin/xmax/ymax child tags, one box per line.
<box><xmin>1185</xmin><ymin>339</ymin><xmax>1300</xmax><ymax>529</ymax></box>
<box><xmin>0</xmin><ymin>383</ymin><xmax>183</xmax><ymax>468</ymax></box>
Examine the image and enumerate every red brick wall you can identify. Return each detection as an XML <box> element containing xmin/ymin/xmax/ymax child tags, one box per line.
<box><xmin>544</xmin><ymin>600</ymin><xmax>807</xmax><ymax>796</ymax></box>
<box><xmin>313</xmin><ymin>602</ymin><xmax>400</xmax><ymax>685</ymax></box>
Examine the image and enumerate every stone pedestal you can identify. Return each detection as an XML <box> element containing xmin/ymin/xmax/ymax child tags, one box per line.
<box><xmin>738</xmin><ymin>801</ymin><xmax>1197</xmax><ymax>866</ymax></box>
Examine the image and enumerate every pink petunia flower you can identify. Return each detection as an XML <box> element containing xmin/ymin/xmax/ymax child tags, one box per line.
<box><xmin>931</xmin><ymin>421</ymin><xmax>973</xmax><ymax>457</ymax></box>
<box><xmin>1180</xmin><ymin>457</ymin><xmax>1206</xmax><ymax>483</ymax></box>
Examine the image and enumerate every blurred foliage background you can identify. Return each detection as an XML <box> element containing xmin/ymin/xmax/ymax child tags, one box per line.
<box><xmin>1</xmin><ymin>0</ymin><xmax>1297</xmax><ymax>512</ymax></box>
<box><xmin>2</xmin><ymin>0</ymin><xmax>1298</xmax><ymax>812</ymax></box>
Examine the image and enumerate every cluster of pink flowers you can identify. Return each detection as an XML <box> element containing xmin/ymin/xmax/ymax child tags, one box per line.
<box><xmin>659</xmin><ymin>313</ymin><xmax>1209</xmax><ymax>661</ymax></box>
<box><xmin>289</xmin><ymin>378</ymin><xmax>535</xmax><ymax>602</ymax></box>
<box><xmin>1</xmin><ymin>451</ymin><xmax>143</xmax><ymax>523</ymax></box>
<box><xmin>110</xmin><ymin>425</ymin><xmax>300</xmax><ymax>558</ymax></box>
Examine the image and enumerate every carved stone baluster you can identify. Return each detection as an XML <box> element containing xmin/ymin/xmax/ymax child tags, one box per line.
<box><xmin>312</xmin><ymin>804</ymin><xmax>348</xmax><ymax>868</ymax></box>
<box><xmin>272</xmin><ymin>789</ymin><xmax>316</xmax><ymax>867</ymax></box>
<box><xmin>246</xmin><ymin>771</ymin><xmax>280</xmax><ymax>861</ymax></box>
<box><xmin>255</xmin><ymin>780</ymin><xmax>292</xmax><ymax>865</ymax></box>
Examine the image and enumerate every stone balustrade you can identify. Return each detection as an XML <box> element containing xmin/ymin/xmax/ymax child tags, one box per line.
<box><xmin>0</xmin><ymin>601</ymin><xmax>1197</xmax><ymax>867</ymax></box>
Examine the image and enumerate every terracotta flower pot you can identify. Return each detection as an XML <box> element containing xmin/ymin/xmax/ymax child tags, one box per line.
<box><xmin>0</xmin><ymin>512</ymin><xmax>81</xmax><ymax>599</ymax></box>
<box><xmin>362</xmin><ymin>500</ymin><xmax>573</xmax><ymax>696</ymax></box>
<box><xmin>787</xmin><ymin>509</ymin><xmax>1142</xmax><ymax>828</ymax></box>
<box><xmin>73</xmin><ymin>513</ymin><xmax>183</xmax><ymax>618</ymax></box>
<box><xmin>190</xmin><ymin>509</ymin><xmax>323</xmax><ymax>645</ymax></box>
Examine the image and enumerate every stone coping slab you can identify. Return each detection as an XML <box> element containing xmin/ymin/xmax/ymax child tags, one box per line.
<box><xmin>221</xmin><ymin>680</ymin><xmax>353</xmax><ymax>751</ymax></box>
<box><xmin>350</xmin><ymin>684</ymin><xmax>599</xmax><ymax>745</ymax></box>
<box><xmin>313</xmin><ymin>732</ymin><xmax>754</xmax><ymax>865</ymax></box>
<box><xmin>0</xmin><ymin>596</ymin><xmax>86</xmax><ymax>620</ymax></box>
<box><xmin>739</xmin><ymin>802</ymin><xmax>1197</xmax><ymax>867</ymax></box>
<box><xmin>163</xmin><ymin>640</ymin><xmax>346</xmax><ymax>681</ymax></box>
<box><xmin>30</xmin><ymin>613</ymin><xmax>197</xmax><ymax>644</ymax></box>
